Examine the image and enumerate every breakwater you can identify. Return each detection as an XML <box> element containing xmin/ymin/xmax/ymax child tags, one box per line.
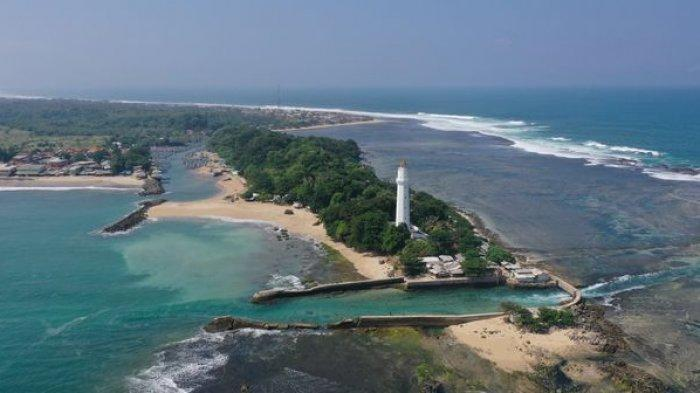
<box><xmin>251</xmin><ymin>277</ymin><xmax>405</xmax><ymax>302</ymax></box>
<box><xmin>204</xmin><ymin>312</ymin><xmax>504</xmax><ymax>333</ymax></box>
<box><xmin>404</xmin><ymin>275</ymin><xmax>502</xmax><ymax>289</ymax></box>
<box><xmin>102</xmin><ymin>199</ymin><xmax>166</xmax><ymax>233</ymax></box>
<box><xmin>251</xmin><ymin>274</ymin><xmax>508</xmax><ymax>303</ymax></box>
<box><xmin>551</xmin><ymin>273</ymin><xmax>582</xmax><ymax>308</ymax></box>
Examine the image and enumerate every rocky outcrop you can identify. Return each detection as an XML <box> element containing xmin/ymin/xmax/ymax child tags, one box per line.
<box><xmin>203</xmin><ymin>316</ymin><xmax>319</xmax><ymax>333</ymax></box>
<box><xmin>570</xmin><ymin>302</ymin><xmax>629</xmax><ymax>354</ymax></box>
<box><xmin>602</xmin><ymin>361</ymin><xmax>670</xmax><ymax>393</ymax></box>
<box><xmin>102</xmin><ymin>199</ymin><xmax>166</xmax><ymax>233</ymax></box>
<box><xmin>140</xmin><ymin>177</ymin><xmax>165</xmax><ymax>195</ymax></box>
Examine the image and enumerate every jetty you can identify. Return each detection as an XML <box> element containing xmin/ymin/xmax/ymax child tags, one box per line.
<box><xmin>102</xmin><ymin>199</ymin><xmax>166</xmax><ymax>233</ymax></box>
<box><xmin>251</xmin><ymin>277</ymin><xmax>404</xmax><ymax>302</ymax></box>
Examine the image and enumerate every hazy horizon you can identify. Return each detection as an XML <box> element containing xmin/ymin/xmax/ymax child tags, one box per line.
<box><xmin>2</xmin><ymin>0</ymin><xmax>700</xmax><ymax>91</ymax></box>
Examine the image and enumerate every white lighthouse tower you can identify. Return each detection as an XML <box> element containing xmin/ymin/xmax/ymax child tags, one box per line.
<box><xmin>395</xmin><ymin>160</ymin><xmax>410</xmax><ymax>228</ymax></box>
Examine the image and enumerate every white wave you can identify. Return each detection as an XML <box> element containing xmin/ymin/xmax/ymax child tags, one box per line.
<box><xmin>267</xmin><ymin>274</ymin><xmax>304</xmax><ymax>290</ymax></box>
<box><xmin>581</xmin><ymin>269</ymin><xmax>677</xmax><ymax>302</ymax></box>
<box><xmin>127</xmin><ymin>331</ymin><xmax>228</xmax><ymax>393</ymax></box>
<box><xmin>609</xmin><ymin>146</ymin><xmax>661</xmax><ymax>157</ymax></box>
<box><xmin>584</xmin><ymin>141</ymin><xmax>608</xmax><ymax>149</ymax></box>
<box><xmin>3</xmin><ymin>93</ymin><xmax>693</xmax><ymax>183</ymax></box>
<box><xmin>0</xmin><ymin>186</ymin><xmax>140</xmax><ymax>192</ymax></box>
<box><xmin>642</xmin><ymin>168</ymin><xmax>700</xmax><ymax>182</ymax></box>
<box><xmin>584</xmin><ymin>141</ymin><xmax>661</xmax><ymax>157</ymax></box>
<box><xmin>234</xmin><ymin>327</ymin><xmax>284</xmax><ymax>338</ymax></box>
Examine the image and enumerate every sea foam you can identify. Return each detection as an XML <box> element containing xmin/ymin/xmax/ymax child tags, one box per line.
<box><xmin>127</xmin><ymin>331</ymin><xmax>228</xmax><ymax>393</ymax></box>
<box><xmin>2</xmin><ymin>94</ymin><xmax>695</xmax><ymax>183</ymax></box>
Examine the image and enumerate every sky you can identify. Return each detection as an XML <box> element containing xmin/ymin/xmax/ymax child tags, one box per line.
<box><xmin>1</xmin><ymin>0</ymin><xmax>700</xmax><ymax>91</ymax></box>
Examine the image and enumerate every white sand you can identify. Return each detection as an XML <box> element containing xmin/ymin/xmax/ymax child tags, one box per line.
<box><xmin>448</xmin><ymin>316</ymin><xmax>601</xmax><ymax>373</ymax></box>
<box><xmin>0</xmin><ymin>175</ymin><xmax>143</xmax><ymax>188</ymax></box>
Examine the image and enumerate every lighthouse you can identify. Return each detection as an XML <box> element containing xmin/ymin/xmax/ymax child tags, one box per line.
<box><xmin>395</xmin><ymin>160</ymin><xmax>410</xmax><ymax>228</ymax></box>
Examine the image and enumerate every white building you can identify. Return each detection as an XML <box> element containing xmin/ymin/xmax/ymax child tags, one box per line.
<box><xmin>395</xmin><ymin>160</ymin><xmax>410</xmax><ymax>228</ymax></box>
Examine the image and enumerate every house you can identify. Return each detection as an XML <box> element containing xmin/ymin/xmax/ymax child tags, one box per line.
<box><xmin>502</xmin><ymin>262</ymin><xmax>521</xmax><ymax>270</ymax></box>
<box><xmin>10</xmin><ymin>153</ymin><xmax>31</xmax><ymax>165</ymax></box>
<box><xmin>421</xmin><ymin>256</ymin><xmax>464</xmax><ymax>277</ymax></box>
<box><xmin>0</xmin><ymin>164</ymin><xmax>17</xmax><ymax>177</ymax></box>
<box><xmin>512</xmin><ymin>268</ymin><xmax>550</xmax><ymax>284</ymax></box>
<box><xmin>45</xmin><ymin>157</ymin><xmax>69</xmax><ymax>168</ymax></box>
<box><xmin>15</xmin><ymin>164</ymin><xmax>46</xmax><ymax>176</ymax></box>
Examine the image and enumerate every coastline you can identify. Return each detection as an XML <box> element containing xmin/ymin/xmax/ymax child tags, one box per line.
<box><xmin>148</xmin><ymin>165</ymin><xmax>392</xmax><ymax>280</ymax></box>
<box><xmin>148</xmin><ymin>155</ymin><xmax>602</xmax><ymax>378</ymax></box>
<box><xmin>447</xmin><ymin>316</ymin><xmax>603</xmax><ymax>376</ymax></box>
<box><xmin>0</xmin><ymin>175</ymin><xmax>144</xmax><ymax>189</ymax></box>
<box><xmin>273</xmin><ymin>118</ymin><xmax>384</xmax><ymax>132</ymax></box>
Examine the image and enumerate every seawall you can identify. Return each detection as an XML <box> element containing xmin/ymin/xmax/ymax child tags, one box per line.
<box><xmin>251</xmin><ymin>277</ymin><xmax>405</xmax><ymax>302</ymax></box>
<box><xmin>551</xmin><ymin>273</ymin><xmax>582</xmax><ymax>308</ymax></box>
<box><xmin>404</xmin><ymin>275</ymin><xmax>502</xmax><ymax>289</ymax></box>
<box><xmin>204</xmin><ymin>313</ymin><xmax>504</xmax><ymax>333</ymax></box>
<box><xmin>251</xmin><ymin>273</ymin><xmax>506</xmax><ymax>303</ymax></box>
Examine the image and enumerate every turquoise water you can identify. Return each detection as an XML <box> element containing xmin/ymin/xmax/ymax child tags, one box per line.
<box><xmin>0</xmin><ymin>159</ymin><xmax>564</xmax><ymax>392</ymax></box>
<box><xmin>6</xmin><ymin>87</ymin><xmax>696</xmax><ymax>390</ymax></box>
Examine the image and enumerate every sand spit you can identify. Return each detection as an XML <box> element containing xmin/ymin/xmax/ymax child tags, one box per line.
<box><xmin>0</xmin><ymin>175</ymin><xmax>143</xmax><ymax>189</ymax></box>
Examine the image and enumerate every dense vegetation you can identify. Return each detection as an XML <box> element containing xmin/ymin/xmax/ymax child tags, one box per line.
<box><xmin>0</xmin><ymin>98</ymin><xmax>357</xmax><ymax>147</ymax></box>
<box><xmin>209</xmin><ymin>126</ymin><xmax>485</xmax><ymax>275</ymax></box>
<box><xmin>501</xmin><ymin>302</ymin><xmax>575</xmax><ymax>333</ymax></box>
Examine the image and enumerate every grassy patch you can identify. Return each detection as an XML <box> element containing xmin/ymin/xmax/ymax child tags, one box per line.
<box><xmin>0</xmin><ymin>127</ymin><xmax>108</xmax><ymax>150</ymax></box>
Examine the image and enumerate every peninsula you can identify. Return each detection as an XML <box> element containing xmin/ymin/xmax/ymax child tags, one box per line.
<box><xmin>146</xmin><ymin>126</ymin><xmax>635</xmax><ymax>388</ymax></box>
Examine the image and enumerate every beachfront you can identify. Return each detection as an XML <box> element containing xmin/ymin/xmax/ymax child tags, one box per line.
<box><xmin>0</xmin><ymin>175</ymin><xmax>144</xmax><ymax>189</ymax></box>
<box><xmin>149</xmin><ymin>163</ymin><xmax>392</xmax><ymax>279</ymax></box>
<box><xmin>146</xmin><ymin>152</ymin><xmax>608</xmax><ymax>377</ymax></box>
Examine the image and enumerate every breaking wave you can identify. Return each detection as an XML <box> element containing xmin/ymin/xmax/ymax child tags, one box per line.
<box><xmin>267</xmin><ymin>274</ymin><xmax>305</xmax><ymax>290</ymax></box>
<box><xmin>127</xmin><ymin>331</ymin><xmax>228</xmax><ymax>393</ymax></box>
<box><xmin>250</xmin><ymin>104</ymin><xmax>696</xmax><ymax>183</ymax></box>
<box><xmin>581</xmin><ymin>266</ymin><xmax>696</xmax><ymax>308</ymax></box>
<box><xmin>2</xmin><ymin>93</ymin><xmax>695</xmax><ymax>183</ymax></box>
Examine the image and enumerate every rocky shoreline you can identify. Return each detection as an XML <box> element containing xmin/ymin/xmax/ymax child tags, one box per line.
<box><xmin>140</xmin><ymin>177</ymin><xmax>165</xmax><ymax>195</ymax></box>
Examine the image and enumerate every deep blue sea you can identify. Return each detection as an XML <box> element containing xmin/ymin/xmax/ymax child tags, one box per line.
<box><xmin>1</xmin><ymin>87</ymin><xmax>699</xmax><ymax>390</ymax></box>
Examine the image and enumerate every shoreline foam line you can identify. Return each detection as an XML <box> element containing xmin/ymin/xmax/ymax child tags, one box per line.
<box><xmin>1</xmin><ymin>93</ymin><xmax>697</xmax><ymax>182</ymax></box>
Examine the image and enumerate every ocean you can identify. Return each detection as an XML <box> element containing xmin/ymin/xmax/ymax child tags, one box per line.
<box><xmin>1</xmin><ymin>87</ymin><xmax>698</xmax><ymax>390</ymax></box>
<box><xmin>0</xmin><ymin>149</ymin><xmax>565</xmax><ymax>392</ymax></box>
<box><xmin>47</xmin><ymin>87</ymin><xmax>700</xmax><ymax>181</ymax></box>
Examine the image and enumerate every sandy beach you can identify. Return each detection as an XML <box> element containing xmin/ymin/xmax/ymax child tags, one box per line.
<box><xmin>0</xmin><ymin>175</ymin><xmax>144</xmax><ymax>189</ymax></box>
<box><xmin>448</xmin><ymin>316</ymin><xmax>602</xmax><ymax>379</ymax></box>
<box><xmin>148</xmin><ymin>164</ymin><xmax>391</xmax><ymax>279</ymax></box>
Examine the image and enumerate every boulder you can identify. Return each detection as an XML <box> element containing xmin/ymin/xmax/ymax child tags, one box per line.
<box><xmin>140</xmin><ymin>177</ymin><xmax>165</xmax><ymax>195</ymax></box>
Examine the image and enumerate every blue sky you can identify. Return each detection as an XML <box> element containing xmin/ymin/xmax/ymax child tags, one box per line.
<box><xmin>1</xmin><ymin>0</ymin><xmax>699</xmax><ymax>90</ymax></box>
